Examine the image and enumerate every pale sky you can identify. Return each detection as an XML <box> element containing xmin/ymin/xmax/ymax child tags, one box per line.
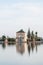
<box><xmin>0</xmin><ymin>0</ymin><xmax>43</xmax><ymax>37</ymax></box>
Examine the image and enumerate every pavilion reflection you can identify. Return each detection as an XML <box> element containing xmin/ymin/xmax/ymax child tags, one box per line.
<box><xmin>16</xmin><ymin>43</ymin><xmax>25</xmax><ymax>54</ymax></box>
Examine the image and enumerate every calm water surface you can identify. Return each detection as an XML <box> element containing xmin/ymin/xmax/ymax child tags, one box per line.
<box><xmin>0</xmin><ymin>43</ymin><xmax>43</xmax><ymax>65</ymax></box>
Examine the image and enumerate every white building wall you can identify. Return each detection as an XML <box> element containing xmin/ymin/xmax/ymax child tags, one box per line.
<box><xmin>16</xmin><ymin>32</ymin><xmax>25</xmax><ymax>43</ymax></box>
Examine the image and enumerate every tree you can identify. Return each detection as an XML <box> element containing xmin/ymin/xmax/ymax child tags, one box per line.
<box><xmin>31</xmin><ymin>31</ymin><xmax>34</xmax><ymax>41</ymax></box>
<box><xmin>35</xmin><ymin>32</ymin><xmax>38</xmax><ymax>41</ymax></box>
<box><xmin>2</xmin><ymin>35</ymin><xmax>6</xmax><ymax>41</ymax></box>
<box><xmin>35</xmin><ymin>32</ymin><xmax>37</xmax><ymax>37</ymax></box>
<box><xmin>27</xmin><ymin>29</ymin><xmax>30</xmax><ymax>38</ymax></box>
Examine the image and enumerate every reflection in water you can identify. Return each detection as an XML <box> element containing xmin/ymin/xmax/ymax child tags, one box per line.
<box><xmin>27</xmin><ymin>42</ymin><xmax>38</xmax><ymax>55</ymax></box>
<box><xmin>0</xmin><ymin>41</ymin><xmax>41</xmax><ymax>56</ymax></box>
<box><xmin>0</xmin><ymin>41</ymin><xmax>42</xmax><ymax>65</ymax></box>
<box><xmin>31</xmin><ymin>43</ymin><xmax>35</xmax><ymax>52</ymax></box>
<box><xmin>36</xmin><ymin>44</ymin><xmax>38</xmax><ymax>53</ymax></box>
<box><xmin>16</xmin><ymin>43</ymin><xmax>25</xmax><ymax>54</ymax></box>
<box><xmin>28</xmin><ymin>45</ymin><xmax>31</xmax><ymax>55</ymax></box>
<box><xmin>2</xmin><ymin>43</ymin><xmax>6</xmax><ymax>49</ymax></box>
<box><xmin>16</xmin><ymin>42</ymin><xmax>38</xmax><ymax>55</ymax></box>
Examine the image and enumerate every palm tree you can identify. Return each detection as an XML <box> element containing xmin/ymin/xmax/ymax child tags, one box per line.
<box><xmin>35</xmin><ymin>32</ymin><xmax>38</xmax><ymax>41</ymax></box>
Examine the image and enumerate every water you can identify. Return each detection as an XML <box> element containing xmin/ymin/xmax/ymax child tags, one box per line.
<box><xmin>0</xmin><ymin>43</ymin><xmax>43</xmax><ymax>65</ymax></box>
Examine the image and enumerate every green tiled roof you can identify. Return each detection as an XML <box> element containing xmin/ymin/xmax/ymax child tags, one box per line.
<box><xmin>16</xmin><ymin>29</ymin><xmax>25</xmax><ymax>33</ymax></box>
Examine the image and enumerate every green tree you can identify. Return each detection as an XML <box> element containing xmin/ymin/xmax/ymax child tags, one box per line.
<box><xmin>27</xmin><ymin>29</ymin><xmax>30</xmax><ymax>38</ymax></box>
<box><xmin>35</xmin><ymin>32</ymin><xmax>38</xmax><ymax>41</ymax></box>
<box><xmin>2</xmin><ymin>35</ymin><xmax>6</xmax><ymax>41</ymax></box>
<box><xmin>31</xmin><ymin>31</ymin><xmax>34</xmax><ymax>41</ymax></box>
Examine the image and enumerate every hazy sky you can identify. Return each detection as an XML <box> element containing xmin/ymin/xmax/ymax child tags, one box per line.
<box><xmin>0</xmin><ymin>0</ymin><xmax>43</xmax><ymax>37</ymax></box>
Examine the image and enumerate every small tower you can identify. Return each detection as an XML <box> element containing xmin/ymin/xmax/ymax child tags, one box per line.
<box><xmin>16</xmin><ymin>29</ymin><xmax>25</xmax><ymax>44</ymax></box>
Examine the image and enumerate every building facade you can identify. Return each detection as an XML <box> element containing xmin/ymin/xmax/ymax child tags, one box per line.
<box><xmin>16</xmin><ymin>29</ymin><xmax>25</xmax><ymax>44</ymax></box>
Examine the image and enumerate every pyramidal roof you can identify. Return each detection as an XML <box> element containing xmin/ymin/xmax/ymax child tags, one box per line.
<box><xmin>16</xmin><ymin>29</ymin><xmax>25</xmax><ymax>33</ymax></box>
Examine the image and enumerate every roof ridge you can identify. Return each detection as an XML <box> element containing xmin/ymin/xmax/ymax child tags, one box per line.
<box><xmin>16</xmin><ymin>29</ymin><xmax>25</xmax><ymax>33</ymax></box>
